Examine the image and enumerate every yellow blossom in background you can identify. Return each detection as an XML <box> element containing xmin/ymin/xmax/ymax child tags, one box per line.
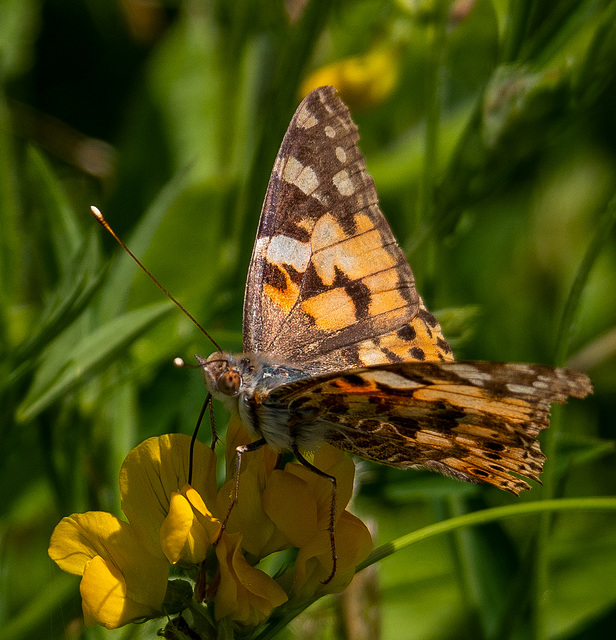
<box><xmin>300</xmin><ymin>45</ymin><xmax>401</xmax><ymax>111</ymax></box>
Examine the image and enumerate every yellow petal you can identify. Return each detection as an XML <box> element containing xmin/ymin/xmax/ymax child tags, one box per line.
<box><xmin>217</xmin><ymin>473</ymin><xmax>279</xmax><ymax>559</ymax></box>
<box><xmin>224</xmin><ymin>416</ymin><xmax>278</xmax><ymax>475</ymax></box>
<box><xmin>293</xmin><ymin>510</ymin><xmax>373</xmax><ymax>600</ymax></box>
<box><xmin>214</xmin><ymin>532</ymin><xmax>287</xmax><ymax>626</ymax></box>
<box><xmin>285</xmin><ymin>445</ymin><xmax>355</xmax><ymax>524</ymax></box>
<box><xmin>49</xmin><ymin>512</ymin><xmax>169</xmax><ymax>627</ymax></box>
<box><xmin>161</xmin><ymin>488</ymin><xmax>219</xmax><ymax>564</ymax></box>
<box><xmin>49</xmin><ymin>512</ymin><xmax>111</xmax><ymax>576</ymax></box>
<box><xmin>80</xmin><ymin>556</ymin><xmax>161</xmax><ymax>628</ymax></box>
<box><xmin>262</xmin><ymin>469</ymin><xmax>318</xmax><ymax>547</ymax></box>
<box><xmin>161</xmin><ymin>492</ymin><xmax>204</xmax><ymax>564</ymax></box>
<box><xmin>184</xmin><ymin>484</ymin><xmax>209</xmax><ymax>516</ymax></box>
<box><xmin>120</xmin><ymin>434</ymin><xmax>218</xmax><ymax>557</ymax></box>
<box><xmin>218</xmin><ymin>421</ymin><xmax>282</xmax><ymax>558</ymax></box>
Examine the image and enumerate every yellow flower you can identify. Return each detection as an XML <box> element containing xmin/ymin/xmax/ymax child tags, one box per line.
<box><xmin>221</xmin><ymin>418</ymin><xmax>373</xmax><ymax>600</ymax></box>
<box><xmin>120</xmin><ymin>433</ymin><xmax>219</xmax><ymax>559</ymax></box>
<box><xmin>48</xmin><ymin>434</ymin><xmax>219</xmax><ymax>628</ymax></box>
<box><xmin>262</xmin><ymin>445</ymin><xmax>373</xmax><ymax>599</ymax></box>
<box><xmin>49</xmin><ymin>422</ymin><xmax>374</xmax><ymax>632</ymax></box>
<box><xmin>217</xmin><ymin>418</ymin><xmax>289</xmax><ymax>560</ymax></box>
<box><xmin>301</xmin><ymin>46</ymin><xmax>401</xmax><ymax>111</ymax></box>
<box><xmin>292</xmin><ymin>509</ymin><xmax>374</xmax><ymax>600</ymax></box>
<box><xmin>48</xmin><ymin>512</ymin><xmax>168</xmax><ymax>628</ymax></box>
<box><xmin>214</xmin><ymin>531</ymin><xmax>288</xmax><ymax>626</ymax></box>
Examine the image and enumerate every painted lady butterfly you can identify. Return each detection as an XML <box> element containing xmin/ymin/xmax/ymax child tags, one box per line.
<box><xmin>194</xmin><ymin>86</ymin><xmax>592</xmax><ymax>580</ymax></box>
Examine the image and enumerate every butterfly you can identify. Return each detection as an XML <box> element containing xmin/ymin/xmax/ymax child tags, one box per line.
<box><xmin>196</xmin><ymin>85</ymin><xmax>592</xmax><ymax>582</ymax></box>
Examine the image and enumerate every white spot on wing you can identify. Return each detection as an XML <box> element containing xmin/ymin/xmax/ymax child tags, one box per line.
<box><xmin>282</xmin><ymin>156</ymin><xmax>301</xmax><ymax>181</ymax></box>
<box><xmin>362</xmin><ymin>370</ymin><xmax>424</xmax><ymax>389</ymax></box>
<box><xmin>320</xmin><ymin>92</ymin><xmax>336</xmax><ymax>113</ymax></box>
<box><xmin>335</xmin><ymin>146</ymin><xmax>347</xmax><ymax>163</ymax></box>
<box><xmin>265</xmin><ymin>234</ymin><xmax>311</xmax><ymax>272</ymax></box>
<box><xmin>332</xmin><ymin>169</ymin><xmax>355</xmax><ymax>196</ymax></box>
<box><xmin>452</xmin><ymin>363</ymin><xmax>494</xmax><ymax>387</ymax></box>
<box><xmin>296</xmin><ymin>103</ymin><xmax>318</xmax><ymax>129</ymax></box>
<box><xmin>283</xmin><ymin>157</ymin><xmax>319</xmax><ymax>195</ymax></box>
<box><xmin>506</xmin><ymin>383</ymin><xmax>536</xmax><ymax>395</ymax></box>
<box><xmin>358</xmin><ymin>341</ymin><xmax>387</xmax><ymax>365</ymax></box>
<box><xmin>325</xmin><ymin>125</ymin><xmax>336</xmax><ymax>138</ymax></box>
<box><xmin>514</xmin><ymin>364</ymin><xmax>538</xmax><ymax>375</ymax></box>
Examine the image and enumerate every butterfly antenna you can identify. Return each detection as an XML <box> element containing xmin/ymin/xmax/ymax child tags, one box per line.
<box><xmin>91</xmin><ymin>205</ymin><xmax>222</xmax><ymax>352</ymax></box>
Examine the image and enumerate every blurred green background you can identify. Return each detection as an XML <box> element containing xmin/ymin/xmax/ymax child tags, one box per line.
<box><xmin>1</xmin><ymin>1</ymin><xmax>615</xmax><ymax>639</ymax></box>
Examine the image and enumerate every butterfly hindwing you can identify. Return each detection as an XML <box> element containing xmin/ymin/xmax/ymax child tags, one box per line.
<box><xmin>262</xmin><ymin>361</ymin><xmax>593</xmax><ymax>494</ymax></box>
<box><xmin>243</xmin><ymin>86</ymin><xmax>453</xmax><ymax>374</ymax></box>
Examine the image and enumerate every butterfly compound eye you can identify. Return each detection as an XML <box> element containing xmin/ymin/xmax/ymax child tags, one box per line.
<box><xmin>218</xmin><ymin>369</ymin><xmax>241</xmax><ymax>396</ymax></box>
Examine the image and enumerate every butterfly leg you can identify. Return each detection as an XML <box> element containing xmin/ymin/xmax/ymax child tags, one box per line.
<box><xmin>208</xmin><ymin>395</ymin><xmax>219</xmax><ymax>450</ymax></box>
<box><xmin>188</xmin><ymin>393</ymin><xmax>212</xmax><ymax>485</ymax></box>
<box><xmin>216</xmin><ymin>437</ymin><xmax>268</xmax><ymax>543</ymax></box>
<box><xmin>198</xmin><ymin>435</ymin><xmax>267</xmax><ymax>603</ymax></box>
<box><xmin>292</xmin><ymin>444</ymin><xmax>338</xmax><ymax>585</ymax></box>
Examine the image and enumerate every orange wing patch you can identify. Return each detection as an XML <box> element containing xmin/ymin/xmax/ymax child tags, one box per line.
<box><xmin>353</xmin><ymin>299</ymin><xmax>453</xmax><ymax>366</ymax></box>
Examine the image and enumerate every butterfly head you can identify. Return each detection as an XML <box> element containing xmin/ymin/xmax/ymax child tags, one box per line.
<box><xmin>196</xmin><ymin>353</ymin><xmax>240</xmax><ymax>397</ymax></box>
<box><xmin>195</xmin><ymin>352</ymin><xmax>262</xmax><ymax>410</ymax></box>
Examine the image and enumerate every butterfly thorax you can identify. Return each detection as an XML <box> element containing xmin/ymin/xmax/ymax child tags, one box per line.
<box><xmin>196</xmin><ymin>352</ymin><xmax>314</xmax><ymax>451</ymax></box>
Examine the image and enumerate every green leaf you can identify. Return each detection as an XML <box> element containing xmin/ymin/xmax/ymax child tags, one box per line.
<box><xmin>17</xmin><ymin>301</ymin><xmax>173</xmax><ymax>423</ymax></box>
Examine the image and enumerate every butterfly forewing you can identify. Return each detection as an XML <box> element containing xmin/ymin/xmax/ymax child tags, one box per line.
<box><xmin>243</xmin><ymin>85</ymin><xmax>452</xmax><ymax>374</ymax></box>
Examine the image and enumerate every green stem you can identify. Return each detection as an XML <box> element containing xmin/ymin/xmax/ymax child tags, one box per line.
<box><xmin>554</xmin><ymin>192</ymin><xmax>616</xmax><ymax>367</ymax></box>
<box><xmin>357</xmin><ymin>497</ymin><xmax>616</xmax><ymax>572</ymax></box>
<box><xmin>255</xmin><ymin>499</ymin><xmax>616</xmax><ymax>640</ymax></box>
